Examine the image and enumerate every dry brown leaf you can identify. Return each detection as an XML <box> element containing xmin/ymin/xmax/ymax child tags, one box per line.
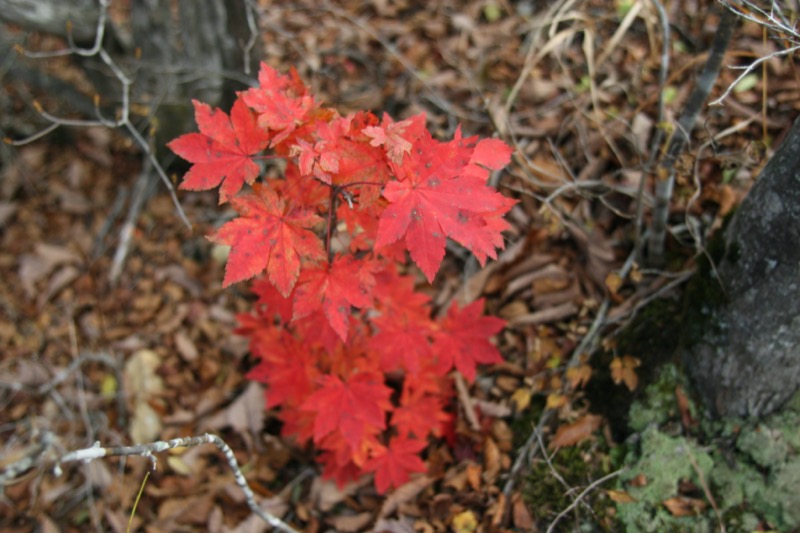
<box><xmin>378</xmin><ymin>475</ymin><xmax>433</xmax><ymax>518</ymax></box>
<box><xmin>465</xmin><ymin>463</ymin><xmax>482</xmax><ymax>491</ymax></box>
<box><xmin>604</xmin><ymin>271</ymin><xmax>622</xmax><ymax>296</ymax></box>
<box><xmin>18</xmin><ymin>243</ymin><xmax>82</xmax><ymax>297</ymax></box>
<box><xmin>629</xmin><ymin>473</ymin><xmax>648</xmax><ymax>487</ymax></box>
<box><xmin>483</xmin><ymin>436</ymin><xmax>502</xmax><ymax>483</ymax></box>
<box><xmin>610</xmin><ymin>355</ymin><xmax>641</xmax><ymax>391</ymax></box>
<box><xmin>372</xmin><ymin>518</ymin><xmax>416</xmax><ymax>533</ymax></box>
<box><xmin>511</xmin><ymin>493</ymin><xmax>535</xmax><ymax>529</ymax></box>
<box><xmin>174</xmin><ymin>329</ymin><xmax>198</xmax><ymax>361</ymax></box>
<box><xmin>199</xmin><ymin>381</ymin><xmax>264</xmax><ymax>436</ymax></box>
<box><xmin>675</xmin><ymin>385</ymin><xmax>696</xmax><ymax>430</ymax></box>
<box><xmin>662</xmin><ymin>496</ymin><xmax>707</xmax><ymax>516</ymax></box>
<box><xmin>328</xmin><ymin>512</ymin><xmax>373</xmax><ymax>532</ymax></box>
<box><xmin>549</xmin><ymin>414</ymin><xmax>603</xmax><ymax>449</ymax></box>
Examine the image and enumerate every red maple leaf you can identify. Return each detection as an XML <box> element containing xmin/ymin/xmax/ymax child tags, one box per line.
<box><xmin>374</xmin><ymin>132</ymin><xmax>515</xmax><ymax>281</ymax></box>
<box><xmin>301</xmin><ymin>373</ymin><xmax>393</xmax><ymax>451</ymax></box>
<box><xmin>241</xmin><ymin>63</ymin><xmax>315</xmax><ymax>145</ymax></box>
<box><xmin>363</xmin><ymin>436</ymin><xmax>428</xmax><ymax>493</ymax></box>
<box><xmin>168</xmin><ymin>98</ymin><xmax>270</xmax><ymax>203</ymax></box>
<box><xmin>292</xmin><ymin>255</ymin><xmax>377</xmax><ymax>341</ymax></box>
<box><xmin>391</xmin><ymin>391</ymin><xmax>449</xmax><ymax>440</ymax></box>
<box><xmin>362</xmin><ymin>112</ymin><xmax>426</xmax><ymax>164</ymax></box>
<box><xmin>369</xmin><ymin>312</ymin><xmax>433</xmax><ymax>375</ymax></box>
<box><xmin>211</xmin><ymin>184</ymin><xmax>325</xmax><ymax>293</ymax></box>
<box><xmin>432</xmin><ymin>298</ymin><xmax>505</xmax><ymax>382</ymax></box>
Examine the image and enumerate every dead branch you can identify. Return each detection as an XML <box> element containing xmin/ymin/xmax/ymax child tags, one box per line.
<box><xmin>1</xmin><ymin>432</ymin><xmax>299</xmax><ymax>533</ymax></box>
<box><xmin>647</xmin><ymin>6</ymin><xmax>738</xmax><ymax>265</ymax></box>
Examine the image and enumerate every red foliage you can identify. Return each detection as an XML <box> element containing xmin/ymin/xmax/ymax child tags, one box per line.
<box><xmin>170</xmin><ymin>62</ymin><xmax>514</xmax><ymax>493</ymax></box>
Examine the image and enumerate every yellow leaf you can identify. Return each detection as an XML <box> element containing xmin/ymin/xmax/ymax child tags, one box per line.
<box><xmin>100</xmin><ymin>375</ymin><xmax>117</xmax><ymax>399</ymax></box>
<box><xmin>451</xmin><ymin>510</ymin><xmax>478</xmax><ymax>533</ymax></box>
<box><xmin>546</xmin><ymin>393</ymin><xmax>568</xmax><ymax>410</ymax></box>
<box><xmin>510</xmin><ymin>388</ymin><xmax>532</xmax><ymax>412</ymax></box>
<box><xmin>607</xmin><ymin>489</ymin><xmax>637</xmax><ymax>503</ymax></box>
<box><xmin>605</xmin><ymin>271</ymin><xmax>622</xmax><ymax>296</ymax></box>
<box><xmin>566</xmin><ymin>364</ymin><xmax>592</xmax><ymax>389</ymax></box>
<box><xmin>610</xmin><ymin>355</ymin><xmax>640</xmax><ymax>391</ymax></box>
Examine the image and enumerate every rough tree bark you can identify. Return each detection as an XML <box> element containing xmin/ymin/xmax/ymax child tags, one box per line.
<box><xmin>684</xmin><ymin>116</ymin><xmax>800</xmax><ymax>418</ymax></box>
<box><xmin>1</xmin><ymin>0</ymin><xmax>254</xmax><ymax>134</ymax></box>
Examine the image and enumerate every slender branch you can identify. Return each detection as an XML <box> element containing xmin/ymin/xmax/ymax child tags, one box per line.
<box><xmin>545</xmin><ymin>468</ymin><xmax>624</xmax><ymax>533</ymax></box>
<box><xmin>647</xmin><ymin>6</ymin><xmax>738</xmax><ymax>265</ymax></box>
<box><xmin>635</xmin><ymin>0</ymin><xmax>670</xmax><ymax>262</ymax></box>
<box><xmin>52</xmin><ymin>434</ymin><xmax>299</xmax><ymax>533</ymax></box>
<box><xmin>7</xmin><ymin>0</ymin><xmax>191</xmax><ymax>231</ymax></box>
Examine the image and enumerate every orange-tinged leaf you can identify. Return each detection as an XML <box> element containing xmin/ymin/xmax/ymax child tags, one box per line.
<box><xmin>662</xmin><ymin>496</ymin><xmax>707</xmax><ymax>516</ymax></box>
<box><xmin>211</xmin><ymin>184</ymin><xmax>325</xmax><ymax>293</ymax></box>
<box><xmin>605</xmin><ymin>271</ymin><xmax>622</xmax><ymax>296</ymax></box>
<box><xmin>610</xmin><ymin>355</ymin><xmax>641</xmax><ymax>391</ymax></box>
<box><xmin>549</xmin><ymin>414</ymin><xmax>602</xmax><ymax>449</ymax></box>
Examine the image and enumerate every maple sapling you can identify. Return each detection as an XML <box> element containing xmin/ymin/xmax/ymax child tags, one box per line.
<box><xmin>170</xmin><ymin>62</ymin><xmax>514</xmax><ymax>493</ymax></box>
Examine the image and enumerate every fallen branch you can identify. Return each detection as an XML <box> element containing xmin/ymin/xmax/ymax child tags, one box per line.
<box><xmin>1</xmin><ymin>432</ymin><xmax>299</xmax><ymax>533</ymax></box>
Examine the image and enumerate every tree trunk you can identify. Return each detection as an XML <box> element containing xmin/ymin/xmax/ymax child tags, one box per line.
<box><xmin>684</xmin><ymin>116</ymin><xmax>800</xmax><ymax>418</ymax></box>
<box><xmin>1</xmin><ymin>0</ymin><xmax>255</xmax><ymax>142</ymax></box>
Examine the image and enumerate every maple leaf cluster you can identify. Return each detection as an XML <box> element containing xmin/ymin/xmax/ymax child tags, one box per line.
<box><xmin>169</xmin><ymin>63</ymin><xmax>514</xmax><ymax>493</ymax></box>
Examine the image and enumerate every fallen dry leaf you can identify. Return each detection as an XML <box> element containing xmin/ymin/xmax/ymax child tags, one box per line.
<box><xmin>510</xmin><ymin>388</ymin><xmax>532</xmax><ymax>412</ymax></box>
<box><xmin>451</xmin><ymin>510</ymin><xmax>478</xmax><ymax>533</ymax></box>
<box><xmin>662</xmin><ymin>496</ymin><xmax>707</xmax><ymax>516</ymax></box>
<box><xmin>549</xmin><ymin>414</ymin><xmax>603</xmax><ymax>449</ymax></box>
<box><xmin>604</xmin><ymin>271</ymin><xmax>622</xmax><ymax>296</ymax></box>
<box><xmin>566</xmin><ymin>363</ymin><xmax>592</xmax><ymax>389</ymax></box>
<box><xmin>675</xmin><ymin>385</ymin><xmax>697</xmax><ymax>430</ymax></box>
<box><xmin>606</xmin><ymin>489</ymin><xmax>637</xmax><ymax>503</ymax></box>
<box><xmin>610</xmin><ymin>355</ymin><xmax>640</xmax><ymax>391</ymax></box>
<box><xmin>512</xmin><ymin>493</ymin><xmax>535</xmax><ymax>529</ymax></box>
<box><xmin>129</xmin><ymin>400</ymin><xmax>162</xmax><ymax>444</ymax></box>
<box><xmin>328</xmin><ymin>512</ymin><xmax>373</xmax><ymax>532</ymax></box>
<box><xmin>545</xmin><ymin>393</ymin><xmax>568</xmax><ymax>410</ymax></box>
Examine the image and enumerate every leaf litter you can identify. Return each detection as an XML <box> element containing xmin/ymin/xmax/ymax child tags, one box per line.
<box><xmin>1</xmin><ymin>0</ymin><xmax>796</xmax><ymax>531</ymax></box>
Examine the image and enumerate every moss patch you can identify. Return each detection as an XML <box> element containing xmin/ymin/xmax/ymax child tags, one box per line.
<box><xmin>616</xmin><ymin>366</ymin><xmax>800</xmax><ymax>531</ymax></box>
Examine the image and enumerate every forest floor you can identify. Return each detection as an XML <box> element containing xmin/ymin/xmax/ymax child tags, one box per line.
<box><xmin>1</xmin><ymin>1</ymin><xmax>797</xmax><ymax>532</ymax></box>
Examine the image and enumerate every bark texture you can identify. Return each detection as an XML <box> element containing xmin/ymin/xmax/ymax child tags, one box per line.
<box><xmin>0</xmin><ymin>0</ymin><xmax>102</xmax><ymax>42</ymax></box>
<box><xmin>1</xmin><ymin>0</ymin><xmax>253</xmax><ymax>128</ymax></box>
<box><xmin>685</xmin><ymin>116</ymin><xmax>800</xmax><ymax>418</ymax></box>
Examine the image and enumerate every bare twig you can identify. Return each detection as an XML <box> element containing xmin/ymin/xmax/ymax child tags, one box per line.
<box><xmin>545</xmin><ymin>468</ymin><xmax>624</xmax><ymax>533</ymax></box>
<box><xmin>7</xmin><ymin>0</ymin><xmax>191</xmax><ymax>231</ymax></box>
<box><xmin>52</xmin><ymin>434</ymin><xmax>298</xmax><ymax>533</ymax></box>
<box><xmin>647</xmin><ymin>6</ymin><xmax>738</xmax><ymax>265</ymax></box>
<box><xmin>635</xmin><ymin>0</ymin><xmax>671</xmax><ymax>261</ymax></box>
